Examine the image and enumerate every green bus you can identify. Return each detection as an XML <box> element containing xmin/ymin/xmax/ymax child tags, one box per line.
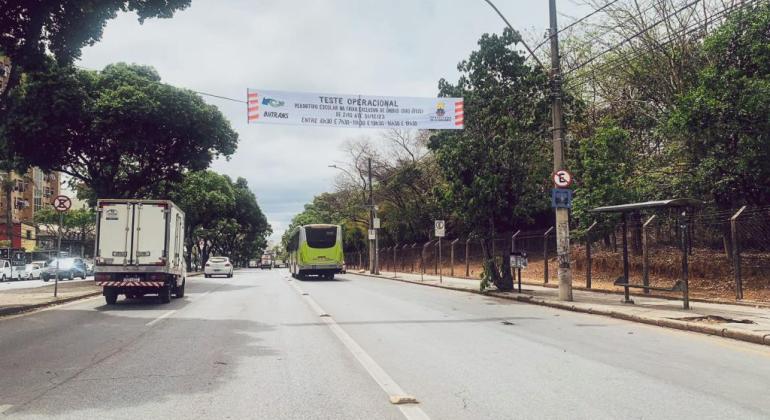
<box><xmin>287</xmin><ymin>224</ymin><xmax>344</xmax><ymax>279</ymax></box>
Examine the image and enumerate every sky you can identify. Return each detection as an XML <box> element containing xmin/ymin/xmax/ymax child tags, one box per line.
<box><xmin>78</xmin><ymin>0</ymin><xmax>586</xmax><ymax>244</ymax></box>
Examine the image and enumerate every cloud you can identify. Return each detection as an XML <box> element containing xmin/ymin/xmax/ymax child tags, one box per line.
<box><xmin>78</xmin><ymin>0</ymin><xmax>585</xmax><ymax>243</ymax></box>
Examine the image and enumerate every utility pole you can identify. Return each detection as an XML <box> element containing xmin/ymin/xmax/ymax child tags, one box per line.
<box><xmin>549</xmin><ymin>0</ymin><xmax>573</xmax><ymax>301</ymax></box>
<box><xmin>368</xmin><ymin>158</ymin><xmax>375</xmax><ymax>273</ymax></box>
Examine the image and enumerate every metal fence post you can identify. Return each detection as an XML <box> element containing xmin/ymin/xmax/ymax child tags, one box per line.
<box><xmin>465</xmin><ymin>238</ymin><xmax>470</xmax><ymax>278</ymax></box>
<box><xmin>585</xmin><ymin>221</ymin><xmax>597</xmax><ymax>289</ymax></box>
<box><xmin>421</xmin><ymin>241</ymin><xmax>431</xmax><ymax>281</ymax></box>
<box><xmin>544</xmin><ymin>227</ymin><xmax>554</xmax><ymax>284</ymax></box>
<box><xmin>410</xmin><ymin>243</ymin><xmax>417</xmax><ymax>273</ymax></box>
<box><xmin>393</xmin><ymin>244</ymin><xmax>398</xmax><ymax>278</ymax></box>
<box><xmin>434</xmin><ymin>240</ymin><xmax>439</xmax><ymax>275</ymax></box>
<box><xmin>679</xmin><ymin>212</ymin><xmax>690</xmax><ymax>310</ymax></box>
<box><xmin>450</xmin><ymin>238</ymin><xmax>459</xmax><ymax>277</ymax></box>
<box><xmin>731</xmin><ymin>206</ymin><xmax>746</xmax><ymax>300</ymax></box>
<box><xmin>642</xmin><ymin>215</ymin><xmax>657</xmax><ymax>294</ymax></box>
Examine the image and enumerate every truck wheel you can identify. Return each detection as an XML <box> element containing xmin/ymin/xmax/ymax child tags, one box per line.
<box><xmin>69</xmin><ymin>272</ymin><xmax>74</xmax><ymax>281</ymax></box>
<box><xmin>159</xmin><ymin>286</ymin><xmax>171</xmax><ymax>304</ymax></box>
<box><xmin>104</xmin><ymin>289</ymin><xmax>118</xmax><ymax>305</ymax></box>
<box><xmin>1</xmin><ymin>274</ymin><xmax>5</xmax><ymax>282</ymax></box>
<box><xmin>174</xmin><ymin>280</ymin><xmax>185</xmax><ymax>298</ymax></box>
<box><xmin>42</xmin><ymin>275</ymin><xmax>48</xmax><ymax>282</ymax></box>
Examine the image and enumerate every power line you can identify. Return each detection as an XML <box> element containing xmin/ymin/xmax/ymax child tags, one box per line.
<box><xmin>563</xmin><ymin>0</ymin><xmax>663</xmax><ymax>55</ymax></box>
<box><xmin>563</xmin><ymin>0</ymin><xmax>755</xmax><ymax>91</ymax></box>
<box><xmin>531</xmin><ymin>0</ymin><xmax>623</xmax><ymax>54</ymax></box>
<box><xmin>482</xmin><ymin>0</ymin><xmax>546</xmax><ymax>70</ymax></box>
<box><xmin>563</xmin><ymin>0</ymin><xmax>702</xmax><ymax>77</ymax></box>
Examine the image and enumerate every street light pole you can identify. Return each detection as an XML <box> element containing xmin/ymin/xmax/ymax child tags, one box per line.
<box><xmin>549</xmin><ymin>0</ymin><xmax>573</xmax><ymax>301</ymax></box>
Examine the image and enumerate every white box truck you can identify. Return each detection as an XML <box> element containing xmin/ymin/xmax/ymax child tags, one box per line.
<box><xmin>94</xmin><ymin>199</ymin><xmax>186</xmax><ymax>305</ymax></box>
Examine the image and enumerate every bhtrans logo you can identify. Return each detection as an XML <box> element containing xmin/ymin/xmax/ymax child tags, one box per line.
<box><xmin>262</xmin><ymin>97</ymin><xmax>285</xmax><ymax>107</ymax></box>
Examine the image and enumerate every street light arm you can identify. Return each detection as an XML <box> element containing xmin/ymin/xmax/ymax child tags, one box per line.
<box><xmin>481</xmin><ymin>0</ymin><xmax>546</xmax><ymax>71</ymax></box>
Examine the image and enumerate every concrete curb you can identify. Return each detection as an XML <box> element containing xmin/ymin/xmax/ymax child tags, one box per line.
<box><xmin>0</xmin><ymin>291</ymin><xmax>102</xmax><ymax>318</ymax></box>
<box><xmin>355</xmin><ymin>272</ymin><xmax>770</xmax><ymax>347</ymax></box>
<box><xmin>517</xmin><ymin>280</ymin><xmax>770</xmax><ymax>309</ymax></box>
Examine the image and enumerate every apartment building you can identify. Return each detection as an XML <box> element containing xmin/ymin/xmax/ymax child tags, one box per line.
<box><xmin>0</xmin><ymin>169</ymin><xmax>61</xmax><ymax>249</ymax></box>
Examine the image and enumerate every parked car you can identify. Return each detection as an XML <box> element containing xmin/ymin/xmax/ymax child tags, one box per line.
<box><xmin>204</xmin><ymin>256</ymin><xmax>233</xmax><ymax>278</ymax></box>
<box><xmin>25</xmin><ymin>263</ymin><xmax>44</xmax><ymax>280</ymax></box>
<box><xmin>85</xmin><ymin>260</ymin><xmax>94</xmax><ymax>276</ymax></box>
<box><xmin>41</xmin><ymin>258</ymin><xmax>88</xmax><ymax>281</ymax></box>
<box><xmin>0</xmin><ymin>260</ymin><xmax>26</xmax><ymax>281</ymax></box>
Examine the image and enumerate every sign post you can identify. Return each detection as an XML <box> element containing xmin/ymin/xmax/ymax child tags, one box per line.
<box><xmin>434</xmin><ymin>220</ymin><xmax>445</xmax><ymax>283</ymax></box>
<box><xmin>52</xmin><ymin>195</ymin><xmax>71</xmax><ymax>297</ymax></box>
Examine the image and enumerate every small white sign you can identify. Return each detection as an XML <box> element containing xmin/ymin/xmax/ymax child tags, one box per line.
<box><xmin>373</xmin><ymin>217</ymin><xmax>381</xmax><ymax>229</ymax></box>
<box><xmin>368</xmin><ymin>229</ymin><xmax>376</xmax><ymax>240</ymax></box>
<box><xmin>434</xmin><ymin>220</ymin><xmax>446</xmax><ymax>238</ymax></box>
<box><xmin>510</xmin><ymin>254</ymin><xmax>528</xmax><ymax>269</ymax></box>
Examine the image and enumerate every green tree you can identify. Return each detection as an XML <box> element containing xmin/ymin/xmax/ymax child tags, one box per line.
<box><xmin>0</xmin><ymin>0</ymin><xmax>190</xmax><ymax>105</ymax></box>
<box><xmin>572</xmin><ymin>122</ymin><xmax>636</xmax><ymax>228</ymax></box>
<box><xmin>171</xmin><ymin>170</ymin><xmax>235</xmax><ymax>269</ymax></box>
<box><xmin>429</xmin><ymin>28</ymin><xmax>556</xmax><ymax>290</ymax></box>
<box><xmin>33</xmin><ymin>206</ymin><xmax>96</xmax><ymax>256</ymax></box>
<box><xmin>667</xmin><ymin>2</ymin><xmax>770</xmax><ymax>209</ymax></box>
<box><xmin>5</xmin><ymin>63</ymin><xmax>238</xmax><ymax>200</ymax></box>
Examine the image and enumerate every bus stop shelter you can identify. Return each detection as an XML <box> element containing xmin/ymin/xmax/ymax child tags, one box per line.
<box><xmin>590</xmin><ymin>199</ymin><xmax>702</xmax><ymax>309</ymax></box>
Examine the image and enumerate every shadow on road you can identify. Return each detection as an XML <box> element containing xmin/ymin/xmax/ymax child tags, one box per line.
<box><xmin>0</xmin><ymin>309</ymin><xmax>277</xmax><ymax>417</ymax></box>
<box><xmin>296</xmin><ymin>276</ymin><xmax>349</xmax><ymax>282</ymax></box>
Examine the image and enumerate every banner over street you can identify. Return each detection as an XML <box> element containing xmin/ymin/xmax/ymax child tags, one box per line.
<box><xmin>247</xmin><ymin>89</ymin><xmax>463</xmax><ymax>130</ymax></box>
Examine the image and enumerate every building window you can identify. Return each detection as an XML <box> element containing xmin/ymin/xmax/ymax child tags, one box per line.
<box><xmin>34</xmin><ymin>169</ymin><xmax>44</xmax><ymax>211</ymax></box>
<box><xmin>26</xmin><ymin>230</ymin><xmax>31</xmax><ymax>240</ymax></box>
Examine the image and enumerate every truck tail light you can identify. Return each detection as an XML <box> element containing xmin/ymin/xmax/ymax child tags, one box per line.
<box><xmin>95</xmin><ymin>273</ymin><xmax>112</xmax><ymax>282</ymax></box>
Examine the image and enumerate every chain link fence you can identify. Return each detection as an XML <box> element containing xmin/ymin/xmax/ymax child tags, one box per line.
<box><xmin>344</xmin><ymin>205</ymin><xmax>770</xmax><ymax>303</ymax></box>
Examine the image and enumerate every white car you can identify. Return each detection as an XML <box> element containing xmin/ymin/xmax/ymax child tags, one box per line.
<box><xmin>204</xmin><ymin>256</ymin><xmax>233</xmax><ymax>278</ymax></box>
<box><xmin>25</xmin><ymin>263</ymin><xmax>44</xmax><ymax>280</ymax></box>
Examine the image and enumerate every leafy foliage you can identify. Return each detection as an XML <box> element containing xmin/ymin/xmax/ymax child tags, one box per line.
<box><xmin>0</xmin><ymin>0</ymin><xmax>190</xmax><ymax>103</ymax></box>
<box><xmin>171</xmin><ymin>170</ymin><xmax>271</xmax><ymax>269</ymax></box>
<box><xmin>667</xmin><ymin>2</ymin><xmax>770</xmax><ymax>209</ymax></box>
<box><xmin>5</xmin><ymin>63</ymin><xmax>238</xmax><ymax>200</ymax></box>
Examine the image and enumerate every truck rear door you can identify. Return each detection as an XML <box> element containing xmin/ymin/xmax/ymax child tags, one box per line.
<box><xmin>132</xmin><ymin>203</ymin><xmax>168</xmax><ymax>266</ymax></box>
<box><xmin>98</xmin><ymin>202</ymin><xmax>133</xmax><ymax>265</ymax></box>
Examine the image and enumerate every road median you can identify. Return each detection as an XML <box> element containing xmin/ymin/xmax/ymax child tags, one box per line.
<box><xmin>353</xmin><ymin>270</ymin><xmax>770</xmax><ymax>347</ymax></box>
<box><xmin>1</xmin><ymin>272</ymin><xmax>204</xmax><ymax>318</ymax></box>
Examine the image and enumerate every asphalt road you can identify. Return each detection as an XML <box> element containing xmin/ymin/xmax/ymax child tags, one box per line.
<box><xmin>1</xmin><ymin>269</ymin><xmax>769</xmax><ymax>420</ymax></box>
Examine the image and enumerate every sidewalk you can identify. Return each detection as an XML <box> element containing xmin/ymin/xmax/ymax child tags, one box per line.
<box><xmin>0</xmin><ymin>272</ymin><xmax>204</xmax><ymax>317</ymax></box>
<box><xmin>358</xmin><ymin>270</ymin><xmax>770</xmax><ymax>346</ymax></box>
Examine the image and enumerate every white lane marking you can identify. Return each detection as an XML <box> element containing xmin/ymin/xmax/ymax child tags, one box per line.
<box><xmin>192</xmin><ymin>290</ymin><xmax>213</xmax><ymax>301</ymax></box>
<box><xmin>288</xmin><ymin>281</ymin><xmax>430</xmax><ymax>420</ymax></box>
<box><xmin>145</xmin><ymin>310</ymin><xmax>176</xmax><ymax>327</ymax></box>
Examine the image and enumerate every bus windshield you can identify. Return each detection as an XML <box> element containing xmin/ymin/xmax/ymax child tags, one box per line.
<box><xmin>306</xmin><ymin>227</ymin><xmax>337</xmax><ymax>248</ymax></box>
